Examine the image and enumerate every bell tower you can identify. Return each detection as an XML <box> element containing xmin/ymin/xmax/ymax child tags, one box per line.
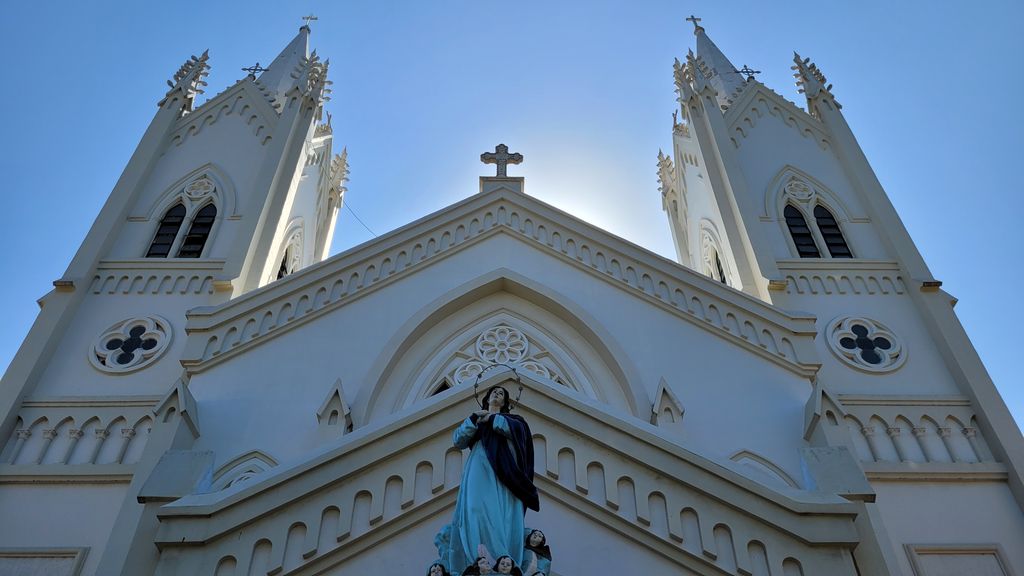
<box><xmin>660</xmin><ymin>16</ymin><xmax>1024</xmax><ymax>531</ymax></box>
<box><xmin>0</xmin><ymin>24</ymin><xmax>347</xmax><ymax>568</ymax></box>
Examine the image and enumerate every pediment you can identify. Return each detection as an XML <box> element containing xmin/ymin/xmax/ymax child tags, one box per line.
<box><xmin>154</xmin><ymin>373</ymin><xmax>861</xmax><ymax>575</ymax></box>
<box><xmin>182</xmin><ymin>189</ymin><xmax>820</xmax><ymax>377</ymax></box>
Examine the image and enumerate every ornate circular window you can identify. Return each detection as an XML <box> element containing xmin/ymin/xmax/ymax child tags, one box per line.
<box><xmin>827</xmin><ymin>316</ymin><xmax>905</xmax><ymax>373</ymax></box>
<box><xmin>475</xmin><ymin>325</ymin><xmax>528</xmax><ymax>364</ymax></box>
<box><xmin>90</xmin><ymin>316</ymin><xmax>172</xmax><ymax>373</ymax></box>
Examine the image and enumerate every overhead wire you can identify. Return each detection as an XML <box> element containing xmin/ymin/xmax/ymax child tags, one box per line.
<box><xmin>343</xmin><ymin>201</ymin><xmax>378</xmax><ymax>237</ymax></box>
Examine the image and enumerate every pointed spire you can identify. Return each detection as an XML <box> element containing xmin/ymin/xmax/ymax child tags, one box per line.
<box><xmin>689</xmin><ymin>17</ymin><xmax>747</xmax><ymax>110</ymax></box>
<box><xmin>255</xmin><ymin>26</ymin><xmax>311</xmax><ymax>108</ymax></box>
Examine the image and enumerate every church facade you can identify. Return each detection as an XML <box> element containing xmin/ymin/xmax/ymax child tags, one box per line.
<box><xmin>2</xmin><ymin>20</ymin><xmax>1023</xmax><ymax>576</ymax></box>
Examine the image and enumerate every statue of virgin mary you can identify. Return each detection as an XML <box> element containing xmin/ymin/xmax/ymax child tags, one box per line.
<box><xmin>435</xmin><ymin>384</ymin><xmax>539</xmax><ymax>574</ymax></box>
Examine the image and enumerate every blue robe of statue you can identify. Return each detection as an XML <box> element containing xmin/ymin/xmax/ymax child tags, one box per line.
<box><xmin>437</xmin><ymin>413</ymin><xmax>538</xmax><ymax>575</ymax></box>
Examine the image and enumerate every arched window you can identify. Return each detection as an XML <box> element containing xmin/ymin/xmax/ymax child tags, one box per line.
<box><xmin>712</xmin><ymin>250</ymin><xmax>727</xmax><ymax>284</ymax></box>
<box><xmin>275</xmin><ymin>230</ymin><xmax>303</xmax><ymax>280</ymax></box>
<box><xmin>146</xmin><ymin>204</ymin><xmax>186</xmax><ymax>257</ymax></box>
<box><xmin>176</xmin><ymin>204</ymin><xmax>217</xmax><ymax>258</ymax></box>
<box><xmin>784</xmin><ymin>205</ymin><xmax>821</xmax><ymax>258</ymax></box>
<box><xmin>813</xmin><ymin>205</ymin><xmax>852</xmax><ymax>258</ymax></box>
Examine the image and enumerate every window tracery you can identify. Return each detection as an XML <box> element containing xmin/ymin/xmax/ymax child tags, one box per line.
<box><xmin>429</xmin><ymin>325</ymin><xmax>571</xmax><ymax>397</ymax></box>
<box><xmin>779</xmin><ymin>177</ymin><xmax>853</xmax><ymax>259</ymax></box>
<box><xmin>827</xmin><ymin>316</ymin><xmax>905</xmax><ymax>372</ymax></box>
<box><xmin>145</xmin><ymin>175</ymin><xmax>220</xmax><ymax>258</ymax></box>
<box><xmin>90</xmin><ymin>316</ymin><xmax>172</xmax><ymax>373</ymax></box>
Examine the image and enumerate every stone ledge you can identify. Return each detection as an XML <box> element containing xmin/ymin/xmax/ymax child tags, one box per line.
<box><xmin>862</xmin><ymin>461</ymin><xmax>1007</xmax><ymax>481</ymax></box>
<box><xmin>0</xmin><ymin>464</ymin><xmax>134</xmax><ymax>484</ymax></box>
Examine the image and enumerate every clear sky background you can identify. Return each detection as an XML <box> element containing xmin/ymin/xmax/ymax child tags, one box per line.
<box><xmin>1</xmin><ymin>2</ymin><xmax>1021</xmax><ymax>427</ymax></box>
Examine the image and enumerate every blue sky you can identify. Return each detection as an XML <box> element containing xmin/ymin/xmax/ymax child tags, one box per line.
<box><xmin>1</xmin><ymin>1</ymin><xmax>1021</xmax><ymax>427</ymax></box>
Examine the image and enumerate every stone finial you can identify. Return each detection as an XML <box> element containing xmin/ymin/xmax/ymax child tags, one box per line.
<box><xmin>481</xmin><ymin>144</ymin><xmax>523</xmax><ymax>178</ymax></box>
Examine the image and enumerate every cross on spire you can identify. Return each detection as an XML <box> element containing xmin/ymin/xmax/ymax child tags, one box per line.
<box><xmin>481</xmin><ymin>144</ymin><xmax>523</xmax><ymax>178</ymax></box>
<box><xmin>735</xmin><ymin>65</ymin><xmax>761</xmax><ymax>81</ymax></box>
<box><xmin>302</xmin><ymin>14</ymin><xmax>318</xmax><ymax>28</ymax></box>
<box><xmin>685</xmin><ymin>15</ymin><xmax>704</xmax><ymax>34</ymax></box>
<box><xmin>241</xmin><ymin>62</ymin><xmax>268</xmax><ymax>77</ymax></box>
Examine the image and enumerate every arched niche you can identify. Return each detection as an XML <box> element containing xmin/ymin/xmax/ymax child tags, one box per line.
<box><xmin>357</xmin><ymin>270</ymin><xmax>645</xmax><ymax>425</ymax></box>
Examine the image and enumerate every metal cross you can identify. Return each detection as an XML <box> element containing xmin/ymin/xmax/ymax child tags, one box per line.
<box><xmin>735</xmin><ymin>65</ymin><xmax>761</xmax><ymax>81</ymax></box>
<box><xmin>685</xmin><ymin>15</ymin><xmax>703</xmax><ymax>33</ymax></box>
<box><xmin>302</xmin><ymin>14</ymin><xmax>318</xmax><ymax>27</ymax></box>
<box><xmin>241</xmin><ymin>62</ymin><xmax>268</xmax><ymax>76</ymax></box>
<box><xmin>481</xmin><ymin>144</ymin><xmax>523</xmax><ymax>178</ymax></box>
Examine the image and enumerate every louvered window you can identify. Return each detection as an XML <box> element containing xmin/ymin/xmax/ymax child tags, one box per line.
<box><xmin>813</xmin><ymin>205</ymin><xmax>852</xmax><ymax>258</ymax></box>
<box><xmin>176</xmin><ymin>204</ymin><xmax>217</xmax><ymax>258</ymax></box>
<box><xmin>146</xmin><ymin>204</ymin><xmax>186</xmax><ymax>257</ymax></box>
<box><xmin>784</xmin><ymin>205</ymin><xmax>821</xmax><ymax>258</ymax></box>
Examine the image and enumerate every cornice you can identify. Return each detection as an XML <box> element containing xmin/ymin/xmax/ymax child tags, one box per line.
<box><xmin>182</xmin><ymin>190</ymin><xmax>821</xmax><ymax>376</ymax></box>
<box><xmin>775</xmin><ymin>260</ymin><xmax>908</xmax><ymax>296</ymax></box>
<box><xmin>838</xmin><ymin>394</ymin><xmax>973</xmax><ymax>407</ymax></box>
<box><xmin>863</xmin><ymin>462</ymin><xmax>1007</xmax><ymax>481</ymax></box>
<box><xmin>20</xmin><ymin>395</ymin><xmax>162</xmax><ymax>408</ymax></box>
<box><xmin>0</xmin><ymin>464</ymin><xmax>135</xmax><ymax>484</ymax></box>
<box><xmin>89</xmin><ymin>260</ymin><xmax>226</xmax><ymax>295</ymax></box>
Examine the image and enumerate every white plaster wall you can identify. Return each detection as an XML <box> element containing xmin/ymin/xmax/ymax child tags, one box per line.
<box><xmin>33</xmin><ymin>293</ymin><xmax>216</xmax><ymax>397</ymax></box>
<box><xmin>185</xmin><ymin>233</ymin><xmax>813</xmax><ymax>486</ymax></box>
<box><xmin>874</xmin><ymin>481</ymin><xmax>1024</xmax><ymax>576</ymax></box>
<box><xmin>0</xmin><ymin>484</ymin><xmax>126</xmax><ymax>576</ymax></box>
<box><xmin>771</xmin><ymin>291</ymin><xmax>962</xmax><ymax>396</ymax></box>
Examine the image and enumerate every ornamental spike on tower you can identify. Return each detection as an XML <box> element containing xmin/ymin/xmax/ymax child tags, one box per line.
<box><xmin>792</xmin><ymin>52</ymin><xmax>841</xmax><ymax>117</ymax></box>
<box><xmin>158</xmin><ymin>49</ymin><xmax>210</xmax><ymax>111</ymax></box>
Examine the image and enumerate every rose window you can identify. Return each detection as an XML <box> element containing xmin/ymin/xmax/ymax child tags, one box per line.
<box><xmin>90</xmin><ymin>316</ymin><xmax>172</xmax><ymax>373</ymax></box>
<box><xmin>475</xmin><ymin>326</ymin><xmax>528</xmax><ymax>364</ymax></box>
<box><xmin>827</xmin><ymin>316</ymin><xmax>904</xmax><ymax>372</ymax></box>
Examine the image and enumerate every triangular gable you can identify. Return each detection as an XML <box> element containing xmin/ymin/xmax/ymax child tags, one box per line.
<box><xmin>724</xmin><ymin>82</ymin><xmax>832</xmax><ymax>152</ymax></box>
<box><xmin>182</xmin><ymin>189</ymin><xmax>820</xmax><ymax>377</ymax></box>
<box><xmin>167</xmin><ymin>79</ymin><xmax>281</xmax><ymax>149</ymax></box>
<box><xmin>153</xmin><ymin>373</ymin><xmax>861</xmax><ymax>575</ymax></box>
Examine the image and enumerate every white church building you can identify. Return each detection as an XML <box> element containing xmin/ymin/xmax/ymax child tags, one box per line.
<box><xmin>2</xmin><ymin>18</ymin><xmax>1023</xmax><ymax>576</ymax></box>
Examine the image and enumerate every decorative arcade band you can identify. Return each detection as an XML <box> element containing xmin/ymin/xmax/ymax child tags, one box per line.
<box><xmin>428</xmin><ymin>382</ymin><xmax>552</xmax><ymax>576</ymax></box>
